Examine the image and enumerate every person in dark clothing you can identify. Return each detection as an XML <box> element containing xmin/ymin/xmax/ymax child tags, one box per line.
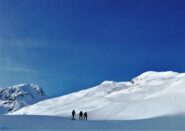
<box><xmin>79</xmin><ymin>111</ymin><xmax>83</xmax><ymax>120</ymax></box>
<box><xmin>84</xmin><ymin>112</ymin><xmax>88</xmax><ymax>120</ymax></box>
<box><xmin>72</xmin><ymin>110</ymin><xmax>76</xmax><ymax>120</ymax></box>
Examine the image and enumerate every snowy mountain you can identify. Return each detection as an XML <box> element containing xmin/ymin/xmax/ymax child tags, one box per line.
<box><xmin>12</xmin><ymin>71</ymin><xmax>185</xmax><ymax>120</ymax></box>
<box><xmin>0</xmin><ymin>83</ymin><xmax>47</xmax><ymax>114</ymax></box>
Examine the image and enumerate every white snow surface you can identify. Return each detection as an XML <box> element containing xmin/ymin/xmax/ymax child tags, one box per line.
<box><xmin>2</xmin><ymin>115</ymin><xmax>185</xmax><ymax>130</ymax></box>
<box><xmin>12</xmin><ymin>71</ymin><xmax>185</xmax><ymax>120</ymax></box>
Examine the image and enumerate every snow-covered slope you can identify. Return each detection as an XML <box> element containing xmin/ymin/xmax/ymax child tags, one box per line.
<box><xmin>12</xmin><ymin>71</ymin><xmax>185</xmax><ymax>120</ymax></box>
<box><xmin>2</xmin><ymin>115</ymin><xmax>185</xmax><ymax>130</ymax></box>
<box><xmin>0</xmin><ymin>84</ymin><xmax>47</xmax><ymax>114</ymax></box>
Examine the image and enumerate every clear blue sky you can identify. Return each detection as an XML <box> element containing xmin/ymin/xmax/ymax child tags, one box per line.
<box><xmin>0</xmin><ymin>0</ymin><xmax>185</xmax><ymax>97</ymax></box>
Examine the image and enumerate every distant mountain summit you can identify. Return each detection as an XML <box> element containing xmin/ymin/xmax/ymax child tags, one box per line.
<box><xmin>0</xmin><ymin>83</ymin><xmax>47</xmax><ymax>114</ymax></box>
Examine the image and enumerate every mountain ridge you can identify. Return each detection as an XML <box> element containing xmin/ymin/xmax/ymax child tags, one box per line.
<box><xmin>0</xmin><ymin>83</ymin><xmax>47</xmax><ymax>114</ymax></box>
<box><xmin>10</xmin><ymin>71</ymin><xmax>185</xmax><ymax>120</ymax></box>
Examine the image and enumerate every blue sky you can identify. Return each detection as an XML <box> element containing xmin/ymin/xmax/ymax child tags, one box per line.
<box><xmin>0</xmin><ymin>0</ymin><xmax>185</xmax><ymax>96</ymax></box>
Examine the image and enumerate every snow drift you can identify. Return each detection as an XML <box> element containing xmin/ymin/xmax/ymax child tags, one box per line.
<box><xmin>12</xmin><ymin>71</ymin><xmax>185</xmax><ymax>120</ymax></box>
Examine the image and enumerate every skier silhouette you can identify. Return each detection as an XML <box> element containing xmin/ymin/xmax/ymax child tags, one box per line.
<box><xmin>72</xmin><ymin>110</ymin><xmax>76</xmax><ymax>120</ymax></box>
<box><xmin>79</xmin><ymin>111</ymin><xmax>83</xmax><ymax>120</ymax></box>
<box><xmin>84</xmin><ymin>112</ymin><xmax>88</xmax><ymax>120</ymax></box>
